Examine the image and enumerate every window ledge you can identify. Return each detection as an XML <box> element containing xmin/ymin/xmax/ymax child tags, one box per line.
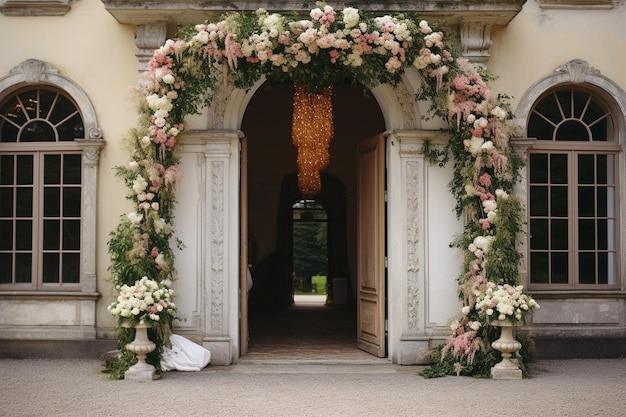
<box><xmin>528</xmin><ymin>290</ymin><xmax>626</xmax><ymax>299</ymax></box>
<box><xmin>537</xmin><ymin>0</ymin><xmax>614</xmax><ymax>9</ymax></box>
<box><xmin>0</xmin><ymin>291</ymin><xmax>100</xmax><ymax>300</ymax></box>
<box><xmin>0</xmin><ymin>0</ymin><xmax>71</xmax><ymax>16</ymax></box>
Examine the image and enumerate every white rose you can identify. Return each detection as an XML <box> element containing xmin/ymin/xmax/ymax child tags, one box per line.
<box><xmin>342</xmin><ymin>7</ymin><xmax>360</xmax><ymax>28</ymax></box>
<box><xmin>162</xmin><ymin>74</ymin><xmax>175</xmax><ymax>85</ymax></box>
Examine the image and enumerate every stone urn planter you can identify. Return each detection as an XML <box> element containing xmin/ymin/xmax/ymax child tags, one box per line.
<box><xmin>490</xmin><ymin>319</ymin><xmax>522</xmax><ymax>380</ymax></box>
<box><xmin>124</xmin><ymin>320</ymin><xmax>159</xmax><ymax>381</ymax></box>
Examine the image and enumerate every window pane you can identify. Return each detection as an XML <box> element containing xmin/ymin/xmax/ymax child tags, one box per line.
<box><xmin>529</xmin><ymin>154</ymin><xmax>548</xmax><ymax>183</ymax></box>
<box><xmin>62</xmin><ymin>253</ymin><xmax>80</xmax><ymax>283</ymax></box>
<box><xmin>530</xmin><ymin>252</ymin><xmax>549</xmax><ymax>283</ymax></box>
<box><xmin>0</xmin><ymin>220</ymin><xmax>12</xmax><ymax>250</ymax></box>
<box><xmin>44</xmin><ymin>155</ymin><xmax>61</xmax><ymax>184</ymax></box>
<box><xmin>16</xmin><ymin>155</ymin><xmax>33</xmax><ymax>185</ymax></box>
<box><xmin>0</xmin><ymin>188</ymin><xmax>13</xmax><ymax>217</ymax></box>
<box><xmin>579</xmin><ymin>252</ymin><xmax>595</xmax><ymax>284</ymax></box>
<box><xmin>48</xmin><ymin>94</ymin><xmax>76</xmax><ymax>125</ymax></box>
<box><xmin>38</xmin><ymin>90</ymin><xmax>57</xmax><ymax>119</ymax></box>
<box><xmin>43</xmin><ymin>220</ymin><xmax>60</xmax><ymax>250</ymax></box>
<box><xmin>530</xmin><ymin>186</ymin><xmax>548</xmax><ymax>216</ymax></box>
<box><xmin>551</xmin><ymin>219</ymin><xmax>568</xmax><ymax>250</ymax></box>
<box><xmin>19</xmin><ymin>90</ymin><xmax>37</xmax><ymax>119</ymax></box>
<box><xmin>15</xmin><ymin>253</ymin><xmax>32</xmax><ymax>283</ymax></box>
<box><xmin>597</xmin><ymin>187</ymin><xmax>607</xmax><ymax>217</ymax></box>
<box><xmin>63</xmin><ymin>154</ymin><xmax>81</xmax><ymax>184</ymax></box>
<box><xmin>535</xmin><ymin>93</ymin><xmax>561</xmax><ymax>124</ymax></box>
<box><xmin>597</xmin><ymin>219</ymin><xmax>608</xmax><ymax>251</ymax></box>
<box><xmin>598</xmin><ymin>252</ymin><xmax>608</xmax><ymax>285</ymax></box>
<box><xmin>551</xmin><ymin>186</ymin><xmax>568</xmax><ymax>217</ymax></box>
<box><xmin>42</xmin><ymin>253</ymin><xmax>59</xmax><ymax>283</ymax></box>
<box><xmin>578</xmin><ymin>219</ymin><xmax>596</xmax><ymax>250</ymax></box>
<box><xmin>527</xmin><ymin>113</ymin><xmax>555</xmax><ymax>140</ymax></box>
<box><xmin>15</xmin><ymin>188</ymin><xmax>33</xmax><ymax>217</ymax></box>
<box><xmin>0</xmin><ymin>155</ymin><xmax>14</xmax><ymax>184</ymax></box>
<box><xmin>62</xmin><ymin>220</ymin><xmax>80</xmax><ymax>250</ymax></box>
<box><xmin>550</xmin><ymin>154</ymin><xmax>568</xmax><ymax>184</ymax></box>
<box><xmin>578</xmin><ymin>187</ymin><xmax>595</xmax><ymax>217</ymax></box>
<box><xmin>21</xmin><ymin>121</ymin><xmax>56</xmax><ymax>142</ymax></box>
<box><xmin>0</xmin><ymin>96</ymin><xmax>27</xmax><ymax>138</ymax></box>
<box><xmin>0</xmin><ymin>253</ymin><xmax>11</xmax><ymax>283</ymax></box>
<box><xmin>15</xmin><ymin>220</ymin><xmax>32</xmax><ymax>250</ymax></box>
<box><xmin>530</xmin><ymin>219</ymin><xmax>548</xmax><ymax>250</ymax></box>
<box><xmin>58</xmin><ymin>114</ymin><xmax>84</xmax><ymax>141</ymax></box>
<box><xmin>551</xmin><ymin>252</ymin><xmax>568</xmax><ymax>284</ymax></box>
<box><xmin>63</xmin><ymin>188</ymin><xmax>81</xmax><ymax>217</ymax></box>
<box><xmin>555</xmin><ymin>120</ymin><xmax>589</xmax><ymax>141</ymax></box>
<box><xmin>597</xmin><ymin>155</ymin><xmax>608</xmax><ymax>184</ymax></box>
<box><xmin>578</xmin><ymin>154</ymin><xmax>594</xmax><ymax>184</ymax></box>
<box><xmin>1</xmin><ymin>123</ymin><xmax>19</xmax><ymax>142</ymax></box>
<box><xmin>43</xmin><ymin>187</ymin><xmax>60</xmax><ymax>217</ymax></box>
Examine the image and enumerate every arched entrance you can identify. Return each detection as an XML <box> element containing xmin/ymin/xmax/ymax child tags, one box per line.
<box><xmin>240</xmin><ymin>82</ymin><xmax>386</xmax><ymax>359</ymax></box>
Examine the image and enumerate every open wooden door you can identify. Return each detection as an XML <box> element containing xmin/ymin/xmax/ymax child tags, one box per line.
<box><xmin>239</xmin><ymin>136</ymin><xmax>249</xmax><ymax>356</ymax></box>
<box><xmin>356</xmin><ymin>134</ymin><xmax>386</xmax><ymax>357</ymax></box>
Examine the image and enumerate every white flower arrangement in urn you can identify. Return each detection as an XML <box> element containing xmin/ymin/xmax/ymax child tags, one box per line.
<box><xmin>475</xmin><ymin>283</ymin><xmax>540</xmax><ymax>324</ymax></box>
<box><xmin>107</xmin><ymin>276</ymin><xmax>177</xmax><ymax>326</ymax></box>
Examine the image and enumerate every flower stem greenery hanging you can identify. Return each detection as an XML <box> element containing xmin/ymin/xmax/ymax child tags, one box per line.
<box><xmin>108</xmin><ymin>2</ymin><xmax>538</xmax><ymax>378</ymax></box>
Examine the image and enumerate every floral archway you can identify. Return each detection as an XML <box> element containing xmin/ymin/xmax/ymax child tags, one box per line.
<box><xmin>107</xmin><ymin>3</ymin><xmax>538</xmax><ymax>378</ymax></box>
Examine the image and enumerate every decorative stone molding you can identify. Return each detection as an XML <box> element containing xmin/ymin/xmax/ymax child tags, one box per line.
<box><xmin>394</xmin><ymin>82</ymin><xmax>417</xmax><ymax>129</ymax></box>
<box><xmin>459</xmin><ymin>21</ymin><xmax>492</xmax><ymax>68</ymax></box>
<box><xmin>555</xmin><ymin>59</ymin><xmax>601</xmax><ymax>84</ymax></box>
<box><xmin>209</xmin><ymin>159</ymin><xmax>225</xmax><ymax>331</ymax></box>
<box><xmin>101</xmin><ymin>1</ymin><xmax>525</xmax><ymax>29</ymax></box>
<box><xmin>405</xmin><ymin>160</ymin><xmax>420</xmax><ymax>331</ymax></box>
<box><xmin>135</xmin><ymin>23</ymin><xmax>167</xmax><ymax>73</ymax></box>
<box><xmin>76</xmin><ymin>139</ymin><xmax>104</xmax><ymax>294</ymax></box>
<box><xmin>9</xmin><ymin>59</ymin><xmax>57</xmax><ymax>83</ymax></box>
<box><xmin>1</xmin><ymin>59</ymin><xmax>103</xmax><ymax>140</ymax></box>
<box><xmin>537</xmin><ymin>0</ymin><xmax>613</xmax><ymax>9</ymax></box>
<box><xmin>207</xmin><ymin>82</ymin><xmax>235</xmax><ymax>129</ymax></box>
<box><xmin>0</xmin><ymin>0</ymin><xmax>70</xmax><ymax>16</ymax></box>
<box><xmin>514</xmin><ymin>59</ymin><xmax>626</xmax><ymax>138</ymax></box>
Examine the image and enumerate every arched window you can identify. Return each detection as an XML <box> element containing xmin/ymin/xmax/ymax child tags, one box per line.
<box><xmin>527</xmin><ymin>86</ymin><xmax>620</xmax><ymax>288</ymax></box>
<box><xmin>0</xmin><ymin>87</ymin><xmax>84</xmax><ymax>289</ymax></box>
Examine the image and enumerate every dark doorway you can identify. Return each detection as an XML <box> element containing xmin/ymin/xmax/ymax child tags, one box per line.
<box><xmin>241</xmin><ymin>82</ymin><xmax>385</xmax><ymax>360</ymax></box>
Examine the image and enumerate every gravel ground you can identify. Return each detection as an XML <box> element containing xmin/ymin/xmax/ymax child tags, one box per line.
<box><xmin>1</xmin><ymin>358</ymin><xmax>625</xmax><ymax>417</ymax></box>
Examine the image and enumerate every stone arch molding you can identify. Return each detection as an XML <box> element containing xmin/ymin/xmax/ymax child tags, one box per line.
<box><xmin>0</xmin><ymin>59</ymin><xmax>102</xmax><ymax>140</ymax></box>
<box><xmin>214</xmin><ymin>69</ymin><xmax>427</xmax><ymax>132</ymax></box>
<box><xmin>513</xmin><ymin>59</ymin><xmax>626</xmax><ymax>139</ymax></box>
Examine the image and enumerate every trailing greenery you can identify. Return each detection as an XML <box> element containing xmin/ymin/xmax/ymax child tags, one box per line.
<box><xmin>107</xmin><ymin>2</ymin><xmax>538</xmax><ymax>378</ymax></box>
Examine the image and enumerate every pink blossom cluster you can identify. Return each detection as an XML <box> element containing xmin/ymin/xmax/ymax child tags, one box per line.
<box><xmin>442</xmin><ymin>317</ymin><xmax>485</xmax><ymax>367</ymax></box>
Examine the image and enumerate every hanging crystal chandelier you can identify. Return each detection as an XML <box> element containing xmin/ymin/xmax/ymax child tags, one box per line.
<box><xmin>291</xmin><ymin>83</ymin><xmax>334</xmax><ymax>197</ymax></box>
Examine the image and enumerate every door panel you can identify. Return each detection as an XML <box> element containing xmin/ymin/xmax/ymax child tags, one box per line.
<box><xmin>356</xmin><ymin>134</ymin><xmax>386</xmax><ymax>357</ymax></box>
<box><xmin>239</xmin><ymin>136</ymin><xmax>249</xmax><ymax>356</ymax></box>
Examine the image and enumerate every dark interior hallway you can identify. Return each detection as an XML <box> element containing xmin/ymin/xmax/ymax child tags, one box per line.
<box><xmin>244</xmin><ymin>296</ymin><xmax>383</xmax><ymax>362</ymax></box>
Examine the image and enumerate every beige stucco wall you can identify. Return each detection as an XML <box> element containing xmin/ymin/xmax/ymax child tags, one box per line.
<box><xmin>489</xmin><ymin>1</ymin><xmax>626</xmax><ymax>112</ymax></box>
<box><xmin>0</xmin><ymin>0</ymin><xmax>139</xmax><ymax>333</ymax></box>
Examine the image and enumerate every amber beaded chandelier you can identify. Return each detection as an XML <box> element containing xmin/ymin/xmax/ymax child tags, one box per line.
<box><xmin>291</xmin><ymin>83</ymin><xmax>334</xmax><ymax>197</ymax></box>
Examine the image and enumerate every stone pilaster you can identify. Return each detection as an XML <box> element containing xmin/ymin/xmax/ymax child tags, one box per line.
<box><xmin>135</xmin><ymin>23</ymin><xmax>167</xmax><ymax>74</ymax></box>
<box><xmin>459</xmin><ymin>21</ymin><xmax>493</xmax><ymax>68</ymax></box>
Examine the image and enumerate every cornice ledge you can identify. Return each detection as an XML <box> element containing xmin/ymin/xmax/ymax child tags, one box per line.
<box><xmin>100</xmin><ymin>1</ymin><xmax>526</xmax><ymax>28</ymax></box>
<box><xmin>0</xmin><ymin>0</ymin><xmax>70</xmax><ymax>16</ymax></box>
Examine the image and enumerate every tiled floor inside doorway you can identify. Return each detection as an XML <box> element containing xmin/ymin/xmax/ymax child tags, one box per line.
<box><xmin>244</xmin><ymin>295</ymin><xmax>385</xmax><ymax>363</ymax></box>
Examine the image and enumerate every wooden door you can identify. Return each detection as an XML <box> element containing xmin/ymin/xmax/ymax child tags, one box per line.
<box><xmin>239</xmin><ymin>136</ymin><xmax>249</xmax><ymax>356</ymax></box>
<box><xmin>356</xmin><ymin>134</ymin><xmax>386</xmax><ymax>357</ymax></box>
